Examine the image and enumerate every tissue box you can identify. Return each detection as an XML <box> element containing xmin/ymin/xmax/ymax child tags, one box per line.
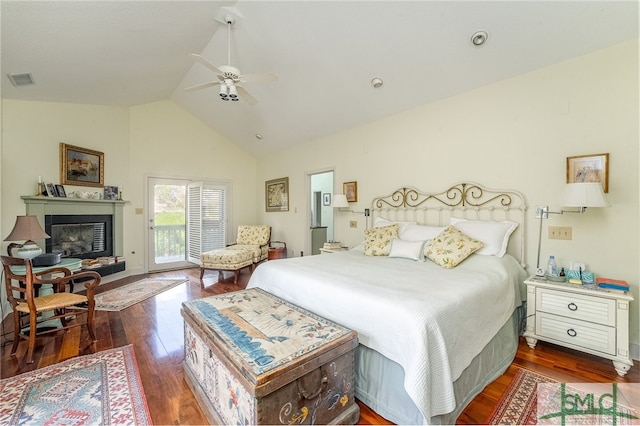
<box><xmin>566</xmin><ymin>270</ymin><xmax>594</xmax><ymax>284</ymax></box>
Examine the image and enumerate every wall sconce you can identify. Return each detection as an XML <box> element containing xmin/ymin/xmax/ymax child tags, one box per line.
<box><xmin>535</xmin><ymin>183</ymin><xmax>609</xmax><ymax>271</ymax></box>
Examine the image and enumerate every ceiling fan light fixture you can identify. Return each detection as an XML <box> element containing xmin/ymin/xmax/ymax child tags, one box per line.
<box><xmin>228</xmin><ymin>84</ymin><xmax>238</xmax><ymax>99</ymax></box>
<box><xmin>219</xmin><ymin>84</ymin><xmax>229</xmax><ymax>99</ymax></box>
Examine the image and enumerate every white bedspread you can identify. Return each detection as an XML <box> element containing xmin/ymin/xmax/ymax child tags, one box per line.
<box><xmin>247</xmin><ymin>250</ymin><xmax>526</xmax><ymax>420</ymax></box>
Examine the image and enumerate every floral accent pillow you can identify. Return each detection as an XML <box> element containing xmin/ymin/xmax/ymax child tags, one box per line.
<box><xmin>424</xmin><ymin>225</ymin><xmax>484</xmax><ymax>268</ymax></box>
<box><xmin>364</xmin><ymin>224</ymin><xmax>399</xmax><ymax>256</ymax></box>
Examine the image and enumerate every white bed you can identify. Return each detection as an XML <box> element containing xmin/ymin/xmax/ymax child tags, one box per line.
<box><xmin>247</xmin><ymin>182</ymin><xmax>528</xmax><ymax>424</ymax></box>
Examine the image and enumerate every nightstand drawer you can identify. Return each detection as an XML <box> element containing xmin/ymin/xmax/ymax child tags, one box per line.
<box><xmin>536</xmin><ymin>312</ymin><xmax>616</xmax><ymax>355</ymax></box>
<box><xmin>536</xmin><ymin>288</ymin><xmax>616</xmax><ymax>326</ymax></box>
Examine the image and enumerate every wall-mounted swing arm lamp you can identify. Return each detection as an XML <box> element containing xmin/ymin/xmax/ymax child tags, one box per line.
<box><xmin>331</xmin><ymin>194</ymin><xmax>370</xmax><ymax>216</ymax></box>
<box><xmin>535</xmin><ymin>182</ymin><xmax>609</xmax><ymax>271</ymax></box>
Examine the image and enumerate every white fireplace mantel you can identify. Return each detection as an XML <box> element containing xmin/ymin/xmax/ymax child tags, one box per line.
<box><xmin>21</xmin><ymin>195</ymin><xmax>126</xmax><ymax>256</ymax></box>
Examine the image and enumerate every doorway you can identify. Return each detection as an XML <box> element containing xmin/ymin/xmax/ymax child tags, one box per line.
<box><xmin>147</xmin><ymin>177</ymin><xmax>230</xmax><ymax>272</ymax></box>
<box><xmin>147</xmin><ymin>177</ymin><xmax>191</xmax><ymax>271</ymax></box>
<box><xmin>308</xmin><ymin>170</ymin><xmax>335</xmax><ymax>255</ymax></box>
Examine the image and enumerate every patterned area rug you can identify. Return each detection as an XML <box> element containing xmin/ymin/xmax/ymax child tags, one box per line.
<box><xmin>0</xmin><ymin>345</ymin><xmax>151</xmax><ymax>425</ymax></box>
<box><xmin>95</xmin><ymin>277</ymin><xmax>187</xmax><ymax>311</ymax></box>
<box><xmin>487</xmin><ymin>368</ymin><xmax>557</xmax><ymax>425</ymax></box>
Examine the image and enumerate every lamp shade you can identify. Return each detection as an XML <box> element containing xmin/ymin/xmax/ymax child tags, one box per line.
<box><xmin>4</xmin><ymin>215</ymin><xmax>50</xmax><ymax>242</ymax></box>
<box><xmin>331</xmin><ymin>194</ymin><xmax>349</xmax><ymax>208</ymax></box>
<box><xmin>561</xmin><ymin>183</ymin><xmax>609</xmax><ymax>208</ymax></box>
<box><xmin>4</xmin><ymin>215</ymin><xmax>50</xmax><ymax>259</ymax></box>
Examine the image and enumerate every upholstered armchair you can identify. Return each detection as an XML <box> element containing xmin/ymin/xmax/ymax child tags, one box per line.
<box><xmin>227</xmin><ymin>224</ymin><xmax>271</xmax><ymax>264</ymax></box>
<box><xmin>200</xmin><ymin>225</ymin><xmax>271</xmax><ymax>285</ymax></box>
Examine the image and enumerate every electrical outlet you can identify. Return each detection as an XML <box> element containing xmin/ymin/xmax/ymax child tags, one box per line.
<box><xmin>549</xmin><ymin>226</ymin><xmax>572</xmax><ymax>240</ymax></box>
<box><xmin>349</xmin><ymin>221</ymin><xmax>357</xmax><ymax>228</ymax></box>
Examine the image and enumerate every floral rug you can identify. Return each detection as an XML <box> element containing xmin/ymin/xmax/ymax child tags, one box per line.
<box><xmin>487</xmin><ymin>368</ymin><xmax>556</xmax><ymax>425</ymax></box>
<box><xmin>95</xmin><ymin>277</ymin><xmax>188</xmax><ymax>311</ymax></box>
<box><xmin>0</xmin><ymin>345</ymin><xmax>151</xmax><ymax>425</ymax></box>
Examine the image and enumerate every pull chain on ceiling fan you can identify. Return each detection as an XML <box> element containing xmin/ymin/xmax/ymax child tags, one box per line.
<box><xmin>185</xmin><ymin>15</ymin><xmax>277</xmax><ymax>105</ymax></box>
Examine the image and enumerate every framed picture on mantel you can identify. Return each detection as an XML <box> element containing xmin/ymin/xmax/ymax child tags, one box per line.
<box><xmin>60</xmin><ymin>142</ymin><xmax>104</xmax><ymax>187</ymax></box>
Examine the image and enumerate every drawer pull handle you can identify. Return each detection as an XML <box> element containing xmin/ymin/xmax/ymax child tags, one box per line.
<box><xmin>567</xmin><ymin>302</ymin><xmax>578</xmax><ymax>311</ymax></box>
<box><xmin>567</xmin><ymin>328</ymin><xmax>577</xmax><ymax>337</ymax></box>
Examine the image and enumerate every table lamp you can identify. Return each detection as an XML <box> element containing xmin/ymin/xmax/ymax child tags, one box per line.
<box><xmin>4</xmin><ymin>215</ymin><xmax>50</xmax><ymax>258</ymax></box>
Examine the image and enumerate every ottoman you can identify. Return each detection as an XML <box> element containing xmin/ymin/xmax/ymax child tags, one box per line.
<box><xmin>182</xmin><ymin>288</ymin><xmax>360</xmax><ymax>425</ymax></box>
<box><xmin>200</xmin><ymin>247</ymin><xmax>254</xmax><ymax>283</ymax></box>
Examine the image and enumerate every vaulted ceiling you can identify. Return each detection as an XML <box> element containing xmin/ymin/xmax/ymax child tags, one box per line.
<box><xmin>2</xmin><ymin>1</ymin><xmax>637</xmax><ymax>156</ymax></box>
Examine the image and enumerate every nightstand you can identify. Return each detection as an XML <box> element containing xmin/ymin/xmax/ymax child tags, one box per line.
<box><xmin>319</xmin><ymin>247</ymin><xmax>349</xmax><ymax>254</ymax></box>
<box><xmin>523</xmin><ymin>276</ymin><xmax>634</xmax><ymax>377</ymax></box>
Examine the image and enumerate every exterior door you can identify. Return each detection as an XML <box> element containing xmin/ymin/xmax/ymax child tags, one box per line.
<box><xmin>148</xmin><ymin>177</ymin><xmax>192</xmax><ymax>272</ymax></box>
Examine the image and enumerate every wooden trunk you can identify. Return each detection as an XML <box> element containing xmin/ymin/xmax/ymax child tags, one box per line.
<box><xmin>182</xmin><ymin>288</ymin><xmax>359</xmax><ymax>425</ymax></box>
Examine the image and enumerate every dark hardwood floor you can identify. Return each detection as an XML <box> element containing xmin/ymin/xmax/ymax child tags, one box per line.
<box><xmin>1</xmin><ymin>267</ymin><xmax>638</xmax><ymax>425</ymax></box>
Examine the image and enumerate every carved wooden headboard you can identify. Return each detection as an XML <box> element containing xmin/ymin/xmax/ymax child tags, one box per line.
<box><xmin>370</xmin><ymin>182</ymin><xmax>527</xmax><ymax>266</ymax></box>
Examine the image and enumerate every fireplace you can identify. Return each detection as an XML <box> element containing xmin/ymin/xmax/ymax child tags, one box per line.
<box><xmin>45</xmin><ymin>214</ymin><xmax>113</xmax><ymax>260</ymax></box>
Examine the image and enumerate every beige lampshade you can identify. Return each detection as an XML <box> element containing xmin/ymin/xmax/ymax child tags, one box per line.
<box><xmin>4</xmin><ymin>215</ymin><xmax>50</xmax><ymax>242</ymax></box>
<box><xmin>331</xmin><ymin>194</ymin><xmax>349</xmax><ymax>208</ymax></box>
<box><xmin>561</xmin><ymin>183</ymin><xmax>609</xmax><ymax>208</ymax></box>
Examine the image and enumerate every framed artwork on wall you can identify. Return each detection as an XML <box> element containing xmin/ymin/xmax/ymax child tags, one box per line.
<box><xmin>60</xmin><ymin>142</ymin><xmax>104</xmax><ymax>187</ymax></box>
<box><xmin>265</xmin><ymin>177</ymin><xmax>289</xmax><ymax>212</ymax></box>
<box><xmin>343</xmin><ymin>181</ymin><xmax>358</xmax><ymax>202</ymax></box>
<box><xmin>322</xmin><ymin>193</ymin><xmax>331</xmax><ymax>206</ymax></box>
<box><xmin>566</xmin><ymin>153</ymin><xmax>609</xmax><ymax>193</ymax></box>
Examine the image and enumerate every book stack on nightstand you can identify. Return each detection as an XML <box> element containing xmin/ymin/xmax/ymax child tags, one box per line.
<box><xmin>596</xmin><ymin>277</ymin><xmax>630</xmax><ymax>293</ymax></box>
<box><xmin>319</xmin><ymin>242</ymin><xmax>349</xmax><ymax>254</ymax></box>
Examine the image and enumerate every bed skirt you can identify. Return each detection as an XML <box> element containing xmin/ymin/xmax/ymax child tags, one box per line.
<box><xmin>355</xmin><ymin>304</ymin><xmax>525</xmax><ymax>425</ymax></box>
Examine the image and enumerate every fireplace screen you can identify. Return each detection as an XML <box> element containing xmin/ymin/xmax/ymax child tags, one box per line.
<box><xmin>51</xmin><ymin>223</ymin><xmax>106</xmax><ymax>257</ymax></box>
<box><xmin>45</xmin><ymin>214</ymin><xmax>112</xmax><ymax>259</ymax></box>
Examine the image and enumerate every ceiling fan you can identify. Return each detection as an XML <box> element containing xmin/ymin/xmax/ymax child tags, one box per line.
<box><xmin>185</xmin><ymin>15</ymin><xmax>277</xmax><ymax>105</ymax></box>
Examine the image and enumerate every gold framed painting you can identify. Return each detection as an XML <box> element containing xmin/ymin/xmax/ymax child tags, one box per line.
<box><xmin>343</xmin><ymin>181</ymin><xmax>357</xmax><ymax>202</ymax></box>
<box><xmin>265</xmin><ymin>177</ymin><xmax>289</xmax><ymax>212</ymax></box>
<box><xmin>566</xmin><ymin>153</ymin><xmax>609</xmax><ymax>193</ymax></box>
<box><xmin>60</xmin><ymin>143</ymin><xmax>104</xmax><ymax>187</ymax></box>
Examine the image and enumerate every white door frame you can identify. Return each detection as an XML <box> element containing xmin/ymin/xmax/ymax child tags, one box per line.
<box><xmin>305</xmin><ymin>167</ymin><xmax>335</xmax><ymax>255</ymax></box>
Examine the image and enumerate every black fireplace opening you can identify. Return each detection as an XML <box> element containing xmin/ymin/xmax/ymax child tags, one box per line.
<box><xmin>45</xmin><ymin>214</ymin><xmax>113</xmax><ymax>260</ymax></box>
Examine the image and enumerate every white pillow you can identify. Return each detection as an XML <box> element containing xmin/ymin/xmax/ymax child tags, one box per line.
<box><xmin>388</xmin><ymin>238</ymin><xmax>426</xmax><ymax>261</ymax></box>
<box><xmin>374</xmin><ymin>217</ymin><xmax>416</xmax><ymax>235</ymax></box>
<box><xmin>449</xmin><ymin>218</ymin><xmax>518</xmax><ymax>257</ymax></box>
<box><xmin>400</xmin><ymin>223</ymin><xmax>446</xmax><ymax>241</ymax></box>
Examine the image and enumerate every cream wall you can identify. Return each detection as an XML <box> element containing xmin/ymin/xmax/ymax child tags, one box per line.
<box><xmin>1</xmin><ymin>99</ymin><xmax>257</xmax><ymax>314</ymax></box>
<box><xmin>128</xmin><ymin>100</ymin><xmax>258</xmax><ymax>274</ymax></box>
<box><xmin>256</xmin><ymin>39</ymin><xmax>639</xmax><ymax>352</ymax></box>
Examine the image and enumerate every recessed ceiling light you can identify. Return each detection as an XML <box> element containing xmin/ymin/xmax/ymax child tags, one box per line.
<box><xmin>470</xmin><ymin>31</ymin><xmax>488</xmax><ymax>47</ymax></box>
<box><xmin>371</xmin><ymin>78</ymin><xmax>384</xmax><ymax>89</ymax></box>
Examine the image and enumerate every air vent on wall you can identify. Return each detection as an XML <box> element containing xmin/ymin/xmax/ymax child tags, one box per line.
<box><xmin>7</xmin><ymin>73</ymin><xmax>35</xmax><ymax>87</ymax></box>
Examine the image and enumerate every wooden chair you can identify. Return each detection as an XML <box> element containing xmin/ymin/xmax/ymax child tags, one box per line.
<box><xmin>1</xmin><ymin>255</ymin><xmax>101</xmax><ymax>363</ymax></box>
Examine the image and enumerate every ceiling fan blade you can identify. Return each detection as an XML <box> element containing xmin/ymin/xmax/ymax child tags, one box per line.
<box><xmin>236</xmin><ymin>85</ymin><xmax>258</xmax><ymax>105</ymax></box>
<box><xmin>190</xmin><ymin>53</ymin><xmax>223</xmax><ymax>74</ymax></box>
<box><xmin>241</xmin><ymin>73</ymin><xmax>278</xmax><ymax>83</ymax></box>
<box><xmin>184</xmin><ymin>81</ymin><xmax>221</xmax><ymax>92</ymax></box>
